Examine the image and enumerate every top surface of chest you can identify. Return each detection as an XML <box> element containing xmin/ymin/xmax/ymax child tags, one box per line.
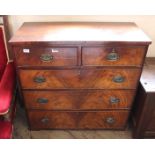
<box><xmin>9</xmin><ymin>22</ymin><xmax>151</xmax><ymax>44</ymax></box>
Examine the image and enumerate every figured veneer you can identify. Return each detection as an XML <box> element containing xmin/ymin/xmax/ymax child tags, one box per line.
<box><xmin>28</xmin><ymin>110</ymin><xmax>129</xmax><ymax>130</ymax></box>
<box><xmin>82</xmin><ymin>46</ymin><xmax>145</xmax><ymax>66</ymax></box>
<box><xmin>14</xmin><ymin>47</ymin><xmax>78</xmax><ymax>67</ymax></box>
<box><xmin>19</xmin><ymin>69</ymin><xmax>141</xmax><ymax>89</ymax></box>
<box><xmin>23</xmin><ymin>90</ymin><xmax>135</xmax><ymax>110</ymax></box>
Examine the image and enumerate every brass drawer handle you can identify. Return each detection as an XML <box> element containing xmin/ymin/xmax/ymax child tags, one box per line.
<box><xmin>33</xmin><ymin>76</ymin><xmax>46</xmax><ymax>83</ymax></box>
<box><xmin>109</xmin><ymin>97</ymin><xmax>120</xmax><ymax>104</ymax></box>
<box><xmin>113</xmin><ymin>75</ymin><xmax>124</xmax><ymax>83</ymax></box>
<box><xmin>40</xmin><ymin>54</ymin><xmax>53</xmax><ymax>62</ymax></box>
<box><xmin>106</xmin><ymin>117</ymin><xmax>115</xmax><ymax>124</ymax></box>
<box><xmin>41</xmin><ymin>118</ymin><xmax>49</xmax><ymax>124</ymax></box>
<box><xmin>37</xmin><ymin>98</ymin><xmax>49</xmax><ymax>104</ymax></box>
<box><xmin>106</xmin><ymin>49</ymin><xmax>119</xmax><ymax>61</ymax></box>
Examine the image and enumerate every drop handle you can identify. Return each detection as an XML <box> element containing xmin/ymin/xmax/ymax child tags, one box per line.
<box><xmin>106</xmin><ymin>117</ymin><xmax>115</xmax><ymax>124</ymax></box>
<box><xmin>41</xmin><ymin>118</ymin><xmax>49</xmax><ymax>124</ymax></box>
<box><xmin>37</xmin><ymin>98</ymin><xmax>49</xmax><ymax>104</ymax></box>
<box><xmin>106</xmin><ymin>48</ymin><xmax>119</xmax><ymax>61</ymax></box>
<box><xmin>109</xmin><ymin>97</ymin><xmax>120</xmax><ymax>104</ymax></box>
<box><xmin>113</xmin><ymin>75</ymin><xmax>125</xmax><ymax>83</ymax></box>
<box><xmin>40</xmin><ymin>54</ymin><xmax>53</xmax><ymax>62</ymax></box>
<box><xmin>33</xmin><ymin>76</ymin><xmax>46</xmax><ymax>83</ymax></box>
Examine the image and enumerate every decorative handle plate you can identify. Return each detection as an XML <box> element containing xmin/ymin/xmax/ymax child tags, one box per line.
<box><xmin>37</xmin><ymin>98</ymin><xmax>49</xmax><ymax>104</ymax></box>
<box><xmin>41</xmin><ymin>118</ymin><xmax>49</xmax><ymax>124</ymax></box>
<box><xmin>113</xmin><ymin>75</ymin><xmax>124</xmax><ymax>83</ymax></box>
<box><xmin>106</xmin><ymin>117</ymin><xmax>115</xmax><ymax>124</ymax></box>
<box><xmin>40</xmin><ymin>54</ymin><xmax>53</xmax><ymax>62</ymax></box>
<box><xmin>106</xmin><ymin>49</ymin><xmax>119</xmax><ymax>61</ymax></box>
<box><xmin>109</xmin><ymin>97</ymin><xmax>120</xmax><ymax>104</ymax></box>
<box><xmin>33</xmin><ymin>76</ymin><xmax>46</xmax><ymax>83</ymax></box>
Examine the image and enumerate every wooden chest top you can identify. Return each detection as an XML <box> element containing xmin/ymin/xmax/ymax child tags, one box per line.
<box><xmin>9</xmin><ymin>22</ymin><xmax>151</xmax><ymax>45</ymax></box>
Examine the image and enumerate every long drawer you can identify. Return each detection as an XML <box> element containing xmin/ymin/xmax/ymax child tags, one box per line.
<box><xmin>23</xmin><ymin>90</ymin><xmax>135</xmax><ymax>110</ymax></box>
<box><xmin>82</xmin><ymin>46</ymin><xmax>145</xmax><ymax>66</ymax></box>
<box><xmin>14</xmin><ymin>47</ymin><xmax>78</xmax><ymax>66</ymax></box>
<box><xmin>19</xmin><ymin>69</ymin><xmax>141</xmax><ymax>89</ymax></box>
<box><xmin>28</xmin><ymin>110</ymin><xmax>129</xmax><ymax>130</ymax></box>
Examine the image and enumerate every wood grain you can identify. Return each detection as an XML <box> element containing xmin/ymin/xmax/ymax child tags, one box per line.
<box><xmin>28</xmin><ymin>111</ymin><xmax>77</xmax><ymax>129</ymax></box>
<box><xmin>9</xmin><ymin>22</ymin><xmax>151</xmax><ymax>44</ymax></box>
<box><xmin>23</xmin><ymin>90</ymin><xmax>135</xmax><ymax>110</ymax></box>
<box><xmin>82</xmin><ymin>46</ymin><xmax>145</xmax><ymax>67</ymax></box>
<box><xmin>14</xmin><ymin>47</ymin><xmax>78</xmax><ymax>66</ymax></box>
<box><xmin>19</xmin><ymin>69</ymin><xmax>141</xmax><ymax>89</ymax></box>
<box><xmin>28</xmin><ymin>110</ymin><xmax>129</xmax><ymax>130</ymax></box>
<box><xmin>78</xmin><ymin>111</ymin><xmax>129</xmax><ymax>129</ymax></box>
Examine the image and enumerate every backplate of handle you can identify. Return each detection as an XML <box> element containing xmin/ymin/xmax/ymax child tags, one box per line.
<box><xmin>40</xmin><ymin>54</ymin><xmax>53</xmax><ymax>62</ymax></box>
<box><xmin>33</xmin><ymin>76</ymin><xmax>46</xmax><ymax>83</ymax></box>
<box><xmin>106</xmin><ymin>117</ymin><xmax>115</xmax><ymax>124</ymax></box>
<box><xmin>41</xmin><ymin>118</ymin><xmax>49</xmax><ymax>124</ymax></box>
<box><xmin>37</xmin><ymin>98</ymin><xmax>49</xmax><ymax>104</ymax></box>
<box><xmin>106</xmin><ymin>48</ymin><xmax>119</xmax><ymax>61</ymax></box>
<box><xmin>109</xmin><ymin>97</ymin><xmax>120</xmax><ymax>104</ymax></box>
<box><xmin>113</xmin><ymin>75</ymin><xmax>124</xmax><ymax>83</ymax></box>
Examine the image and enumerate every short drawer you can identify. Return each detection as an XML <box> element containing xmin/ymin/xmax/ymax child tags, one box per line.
<box><xmin>23</xmin><ymin>90</ymin><xmax>135</xmax><ymax>110</ymax></box>
<box><xmin>28</xmin><ymin>110</ymin><xmax>129</xmax><ymax>130</ymax></box>
<box><xmin>14</xmin><ymin>47</ymin><xmax>78</xmax><ymax>66</ymax></box>
<box><xmin>19</xmin><ymin>69</ymin><xmax>141</xmax><ymax>89</ymax></box>
<box><xmin>82</xmin><ymin>46</ymin><xmax>145</xmax><ymax>66</ymax></box>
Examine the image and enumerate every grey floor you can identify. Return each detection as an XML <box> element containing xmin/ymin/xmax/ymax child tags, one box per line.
<box><xmin>13</xmin><ymin>105</ymin><xmax>132</xmax><ymax>139</ymax></box>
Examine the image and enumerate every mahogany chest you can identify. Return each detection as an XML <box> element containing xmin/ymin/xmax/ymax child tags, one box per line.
<box><xmin>133</xmin><ymin>58</ymin><xmax>155</xmax><ymax>138</ymax></box>
<box><xmin>9</xmin><ymin>22</ymin><xmax>151</xmax><ymax>130</ymax></box>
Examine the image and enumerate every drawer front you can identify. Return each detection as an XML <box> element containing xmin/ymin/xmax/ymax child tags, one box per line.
<box><xmin>78</xmin><ymin>111</ymin><xmax>129</xmax><ymax>129</ymax></box>
<box><xmin>82</xmin><ymin>47</ymin><xmax>145</xmax><ymax>66</ymax></box>
<box><xmin>28</xmin><ymin>110</ymin><xmax>129</xmax><ymax>129</ymax></box>
<box><xmin>28</xmin><ymin>111</ymin><xmax>77</xmax><ymax>129</ymax></box>
<box><xmin>23</xmin><ymin>90</ymin><xmax>135</xmax><ymax>110</ymax></box>
<box><xmin>19</xmin><ymin>69</ymin><xmax>141</xmax><ymax>89</ymax></box>
<box><xmin>14</xmin><ymin>47</ymin><xmax>78</xmax><ymax>66</ymax></box>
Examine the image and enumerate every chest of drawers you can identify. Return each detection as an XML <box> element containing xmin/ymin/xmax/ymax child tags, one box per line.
<box><xmin>10</xmin><ymin>22</ymin><xmax>151</xmax><ymax>130</ymax></box>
